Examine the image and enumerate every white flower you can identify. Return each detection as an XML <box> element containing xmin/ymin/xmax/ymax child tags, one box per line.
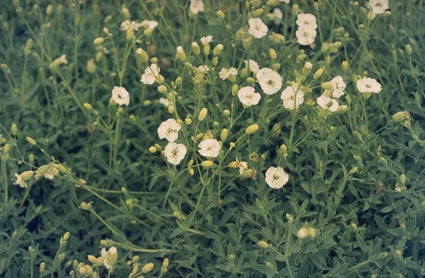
<box><xmin>164</xmin><ymin>142</ymin><xmax>187</xmax><ymax>165</ymax></box>
<box><xmin>295</xmin><ymin>26</ymin><xmax>317</xmax><ymax>45</ymax></box>
<box><xmin>219</xmin><ymin>67</ymin><xmax>237</xmax><ymax>80</ymax></box>
<box><xmin>111</xmin><ymin>86</ymin><xmax>130</xmax><ymax>106</ymax></box>
<box><xmin>356</xmin><ymin>77</ymin><xmax>382</xmax><ymax>93</ymax></box>
<box><xmin>265</xmin><ymin>166</ymin><xmax>289</xmax><ymax>189</ymax></box>
<box><xmin>101</xmin><ymin>247</ymin><xmax>118</xmax><ymax>270</ymax></box>
<box><xmin>13</xmin><ymin>173</ymin><xmax>28</xmax><ymax>188</ymax></box>
<box><xmin>317</xmin><ymin>95</ymin><xmax>339</xmax><ymax>112</ymax></box>
<box><xmin>330</xmin><ymin>76</ymin><xmax>346</xmax><ymax>98</ymax></box>
<box><xmin>267</xmin><ymin>8</ymin><xmax>283</xmax><ymax>25</ymax></box>
<box><xmin>159</xmin><ymin>97</ymin><xmax>169</xmax><ymax>107</ymax></box>
<box><xmin>157</xmin><ymin>119</ymin><xmax>181</xmax><ymax>142</ymax></box>
<box><xmin>200</xmin><ymin>35</ymin><xmax>213</xmax><ymax>45</ymax></box>
<box><xmin>237</xmin><ymin>86</ymin><xmax>261</xmax><ymax>107</ymax></box>
<box><xmin>369</xmin><ymin>0</ymin><xmax>389</xmax><ymax>14</ymax></box>
<box><xmin>296</xmin><ymin>13</ymin><xmax>317</xmax><ymax>29</ymax></box>
<box><xmin>198</xmin><ymin>139</ymin><xmax>221</xmax><ymax>158</ymax></box>
<box><xmin>120</xmin><ymin>20</ymin><xmax>144</xmax><ymax>31</ymax></box>
<box><xmin>141</xmin><ymin>20</ymin><xmax>158</xmax><ymax>30</ymax></box>
<box><xmin>197</xmin><ymin>65</ymin><xmax>210</xmax><ymax>73</ymax></box>
<box><xmin>140</xmin><ymin>64</ymin><xmax>161</xmax><ymax>85</ymax></box>
<box><xmin>190</xmin><ymin>0</ymin><xmax>205</xmax><ymax>15</ymax></box>
<box><xmin>280</xmin><ymin>84</ymin><xmax>305</xmax><ymax>110</ymax></box>
<box><xmin>248</xmin><ymin>18</ymin><xmax>268</xmax><ymax>39</ymax></box>
<box><xmin>244</xmin><ymin>59</ymin><xmax>260</xmax><ymax>74</ymax></box>
<box><xmin>235</xmin><ymin>159</ymin><xmax>248</xmax><ymax>175</ymax></box>
<box><xmin>256</xmin><ymin>68</ymin><xmax>282</xmax><ymax>95</ymax></box>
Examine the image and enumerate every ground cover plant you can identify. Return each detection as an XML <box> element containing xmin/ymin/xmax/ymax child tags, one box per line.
<box><xmin>1</xmin><ymin>0</ymin><xmax>425</xmax><ymax>277</ymax></box>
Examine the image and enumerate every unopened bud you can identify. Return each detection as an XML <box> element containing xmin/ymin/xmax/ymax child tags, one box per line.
<box><xmin>11</xmin><ymin>123</ymin><xmax>18</xmax><ymax>136</ymax></box>
<box><xmin>302</xmin><ymin>62</ymin><xmax>313</xmax><ymax>75</ymax></box>
<box><xmin>198</xmin><ymin>108</ymin><xmax>208</xmax><ymax>121</ymax></box>
<box><xmin>216</xmin><ymin>10</ymin><xmax>225</xmax><ymax>19</ymax></box>
<box><xmin>142</xmin><ymin>262</ymin><xmax>154</xmax><ymax>273</ymax></box>
<box><xmin>220</xmin><ymin>128</ymin><xmax>229</xmax><ymax>141</ymax></box>
<box><xmin>26</xmin><ymin>137</ymin><xmax>37</xmax><ymax>145</ymax></box>
<box><xmin>192</xmin><ymin>42</ymin><xmax>200</xmax><ymax>55</ymax></box>
<box><xmin>392</xmin><ymin>111</ymin><xmax>410</xmax><ymax>122</ymax></box>
<box><xmin>122</xmin><ymin>7</ymin><xmax>131</xmax><ymax>19</ymax></box>
<box><xmin>341</xmin><ymin>60</ymin><xmax>349</xmax><ymax>72</ymax></box>
<box><xmin>257</xmin><ymin>240</ymin><xmax>269</xmax><ymax>248</ymax></box>
<box><xmin>292</xmin><ymin>4</ymin><xmax>299</xmax><ymax>15</ymax></box>
<box><xmin>201</xmin><ymin>160</ymin><xmax>215</xmax><ymax>168</ymax></box>
<box><xmin>313</xmin><ymin>68</ymin><xmax>324</xmax><ymax>79</ymax></box>
<box><xmin>93</xmin><ymin>37</ymin><xmax>104</xmax><ymax>45</ymax></box>
<box><xmin>86</xmin><ymin>59</ymin><xmax>96</xmax><ymax>73</ymax></box>
<box><xmin>245</xmin><ymin>124</ymin><xmax>259</xmax><ymax>134</ymax></box>
<box><xmin>399</xmin><ymin>174</ymin><xmax>406</xmax><ymax>185</ymax></box>
<box><xmin>269</xmin><ymin>48</ymin><xmax>277</xmax><ymax>60</ymax></box>
<box><xmin>213</xmin><ymin>44</ymin><xmax>224</xmax><ymax>56</ymax></box>
<box><xmin>321</xmin><ymin>82</ymin><xmax>333</xmax><ymax>90</ymax></box>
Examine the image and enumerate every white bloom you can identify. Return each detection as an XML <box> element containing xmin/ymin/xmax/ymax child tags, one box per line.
<box><xmin>265</xmin><ymin>166</ymin><xmax>289</xmax><ymax>189</ymax></box>
<box><xmin>120</xmin><ymin>20</ymin><xmax>144</xmax><ymax>31</ymax></box>
<box><xmin>237</xmin><ymin>86</ymin><xmax>261</xmax><ymax>107</ymax></box>
<box><xmin>256</xmin><ymin>68</ymin><xmax>282</xmax><ymax>95</ymax></box>
<box><xmin>164</xmin><ymin>142</ymin><xmax>187</xmax><ymax>165</ymax></box>
<box><xmin>159</xmin><ymin>97</ymin><xmax>169</xmax><ymax>107</ymax></box>
<box><xmin>13</xmin><ymin>173</ymin><xmax>28</xmax><ymax>188</ymax></box>
<box><xmin>157</xmin><ymin>119</ymin><xmax>181</xmax><ymax>142</ymax></box>
<box><xmin>296</xmin><ymin>13</ymin><xmax>318</xmax><ymax>29</ymax></box>
<box><xmin>198</xmin><ymin>139</ymin><xmax>221</xmax><ymax>158</ymax></box>
<box><xmin>267</xmin><ymin>8</ymin><xmax>283</xmax><ymax>25</ymax></box>
<box><xmin>280</xmin><ymin>84</ymin><xmax>305</xmax><ymax>110</ymax></box>
<box><xmin>235</xmin><ymin>159</ymin><xmax>248</xmax><ymax>175</ymax></box>
<box><xmin>295</xmin><ymin>26</ymin><xmax>317</xmax><ymax>45</ymax></box>
<box><xmin>200</xmin><ymin>35</ymin><xmax>213</xmax><ymax>45</ymax></box>
<box><xmin>317</xmin><ymin>95</ymin><xmax>339</xmax><ymax>112</ymax></box>
<box><xmin>356</xmin><ymin>77</ymin><xmax>382</xmax><ymax>93</ymax></box>
<box><xmin>197</xmin><ymin>65</ymin><xmax>210</xmax><ymax>73</ymax></box>
<box><xmin>369</xmin><ymin>0</ymin><xmax>389</xmax><ymax>14</ymax></box>
<box><xmin>111</xmin><ymin>86</ymin><xmax>130</xmax><ymax>106</ymax></box>
<box><xmin>330</xmin><ymin>76</ymin><xmax>346</xmax><ymax>98</ymax></box>
<box><xmin>190</xmin><ymin>0</ymin><xmax>205</xmax><ymax>15</ymax></box>
<box><xmin>100</xmin><ymin>247</ymin><xmax>117</xmax><ymax>270</ymax></box>
<box><xmin>140</xmin><ymin>64</ymin><xmax>161</xmax><ymax>85</ymax></box>
<box><xmin>244</xmin><ymin>59</ymin><xmax>260</xmax><ymax>74</ymax></box>
<box><xmin>219</xmin><ymin>67</ymin><xmax>237</xmax><ymax>80</ymax></box>
<box><xmin>141</xmin><ymin>20</ymin><xmax>158</xmax><ymax>30</ymax></box>
<box><xmin>248</xmin><ymin>18</ymin><xmax>268</xmax><ymax>39</ymax></box>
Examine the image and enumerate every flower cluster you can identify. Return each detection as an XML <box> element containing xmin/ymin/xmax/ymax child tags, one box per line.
<box><xmin>295</xmin><ymin>13</ymin><xmax>317</xmax><ymax>46</ymax></box>
<box><xmin>316</xmin><ymin>76</ymin><xmax>346</xmax><ymax>112</ymax></box>
<box><xmin>157</xmin><ymin>119</ymin><xmax>187</xmax><ymax>165</ymax></box>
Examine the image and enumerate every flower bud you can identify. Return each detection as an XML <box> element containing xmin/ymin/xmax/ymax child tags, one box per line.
<box><xmin>216</xmin><ymin>10</ymin><xmax>225</xmax><ymax>19</ymax></box>
<box><xmin>321</xmin><ymin>82</ymin><xmax>333</xmax><ymax>90</ymax></box>
<box><xmin>296</xmin><ymin>227</ymin><xmax>309</xmax><ymax>239</ymax></box>
<box><xmin>93</xmin><ymin>37</ymin><xmax>104</xmax><ymax>45</ymax></box>
<box><xmin>46</xmin><ymin>4</ymin><xmax>53</xmax><ymax>15</ymax></box>
<box><xmin>392</xmin><ymin>111</ymin><xmax>410</xmax><ymax>122</ymax></box>
<box><xmin>231</xmin><ymin>84</ymin><xmax>239</xmax><ymax>96</ymax></box>
<box><xmin>142</xmin><ymin>262</ymin><xmax>154</xmax><ymax>273</ymax></box>
<box><xmin>83</xmin><ymin>102</ymin><xmax>93</xmax><ymax>110</ymax></box>
<box><xmin>269</xmin><ymin>48</ymin><xmax>277</xmax><ymax>60</ymax></box>
<box><xmin>86</xmin><ymin>59</ymin><xmax>96</xmax><ymax>73</ymax></box>
<box><xmin>245</xmin><ymin>124</ymin><xmax>259</xmax><ymax>135</ymax></box>
<box><xmin>268</xmin><ymin>32</ymin><xmax>285</xmax><ymax>43</ymax></box>
<box><xmin>302</xmin><ymin>62</ymin><xmax>313</xmax><ymax>75</ymax></box>
<box><xmin>136</xmin><ymin>48</ymin><xmax>149</xmax><ymax>63</ymax></box>
<box><xmin>292</xmin><ymin>4</ymin><xmax>299</xmax><ymax>15</ymax></box>
<box><xmin>341</xmin><ymin>60</ymin><xmax>349</xmax><ymax>72</ymax></box>
<box><xmin>399</xmin><ymin>174</ymin><xmax>406</xmax><ymax>185</ymax></box>
<box><xmin>198</xmin><ymin>108</ymin><xmax>208</xmax><ymax>121</ymax></box>
<box><xmin>201</xmin><ymin>160</ymin><xmax>215</xmax><ymax>168</ymax></box>
<box><xmin>192</xmin><ymin>42</ymin><xmax>200</xmax><ymax>55</ymax></box>
<box><xmin>148</xmin><ymin>146</ymin><xmax>156</xmax><ymax>153</ymax></box>
<box><xmin>313</xmin><ymin>68</ymin><xmax>324</xmax><ymax>79</ymax></box>
<box><xmin>122</xmin><ymin>7</ymin><xmax>131</xmax><ymax>19</ymax></box>
<box><xmin>106</xmin><ymin>247</ymin><xmax>118</xmax><ymax>267</ymax></box>
<box><xmin>157</xmin><ymin>85</ymin><xmax>167</xmax><ymax>94</ymax></box>
<box><xmin>220</xmin><ymin>128</ymin><xmax>229</xmax><ymax>141</ymax></box>
<box><xmin>257</xmin><ymin>240</ymin><xmax>269</xmax><ymax>248</ymax></box>
<box><xmin>126</xmin><ymin>27</ymin><xmax>135</xmax><ymax>40</ymax></box>
<box><xmin>11</xmin><ymin>123</ymin><xmax>18</xmax><ymax>136</ymax></box>
<box><xmin>213</xmin><ymin>44</ymin><xmax>224</xmax><ymax>56</ymax></box>
<box><xmin>26</xmin><ymin>136</ymin><xmax>37</xmax><ymax>145</ymax></box>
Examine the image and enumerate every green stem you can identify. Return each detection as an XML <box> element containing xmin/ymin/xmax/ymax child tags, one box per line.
<box><xmin>1</xmin><ymin>157</ymin><xmax>7</xmax><ymax>206</ymax></box>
